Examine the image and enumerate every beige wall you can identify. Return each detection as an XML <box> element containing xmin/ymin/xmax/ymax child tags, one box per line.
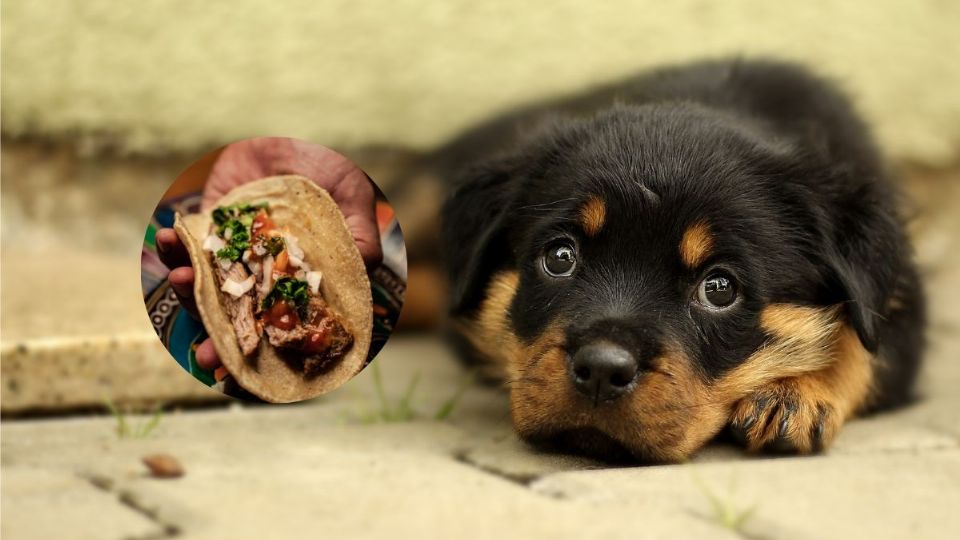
<box><xmin>3</xmin><ymin>0</ymin><xmax>959</xmax><ymax>165</ymax></box>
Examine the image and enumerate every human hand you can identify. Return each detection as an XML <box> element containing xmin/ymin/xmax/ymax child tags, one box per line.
<box><xmin>203</xmin><ymin>137</ymin><xmax>382</xmax><ymax>268</ymax></box>
<box><xmin>157</xmin><ymin>138</ymin><xmax>382</xmax><ymax>371</ymax></box>
<box><xmin>155</xmin><ymin>228</ymin><xmax>222</xmax><ymax>370</ymax></box>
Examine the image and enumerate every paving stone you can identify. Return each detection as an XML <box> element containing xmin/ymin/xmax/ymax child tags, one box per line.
<box><xmin>0</xmin><ymin>250</ymin><xmax>226</xmax><ymax>413</ymax></box>
<box><xmin>0</xmin><ymin>144</ymin><xmax>217</xmax><ymax>414</ymax></box>
<box><xmin>3</xmin><ymin>150</ymin><xmax>960</xmax><ymax>539</ymax></box>
<box><xmin>532</xmin><ymin>451</ymin><xmax>960</xmax><ymax>540</ymax></box>
<box><xmin>831</xmin><ymin>409</ymin><xmax>958</xmax><ymax>455</ymax></box>
<box><xmin>458</xmin><ymin>434</ymin><xmax>603</xmax><ymax>483</ymax></box>
<box><xmin>0</xmin><ymin>331</ymin><xmax>225</xmax><ymax>414</ymax></box>
<box><xmin>457</xmin><ymin>410</ymin><xmax>960</xmax><ymax>484</ymax></box>
<box><xmin>2</xmin><ymin>407</ymin><xmax>741</xmax><ymax>540</ymax></box>
<box><xmin>1</xmin><ymin>468</ymin><xmax>164</xmax><ymax>540</ymax></box>
<box><xmin>880</xmin><ymin>396</ymin><xmax>960</xmax><ymax>443</ymax></box>
<box><xmin>0</xmin><ymin>250</ymin><xmax>147</xmax><ymax>343</ymax></box>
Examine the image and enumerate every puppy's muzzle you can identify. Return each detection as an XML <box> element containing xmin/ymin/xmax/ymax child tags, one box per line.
<box><xmin>568</xmin><ymin>343</ymin><xmax>639</xmax><ymax>402</ymax></box>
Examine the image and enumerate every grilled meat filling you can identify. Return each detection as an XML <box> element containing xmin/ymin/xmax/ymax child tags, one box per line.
<box><xmin>214</xmin><ymin>263</ymin><xmax>261</xmax><ymax>356</ymax></box>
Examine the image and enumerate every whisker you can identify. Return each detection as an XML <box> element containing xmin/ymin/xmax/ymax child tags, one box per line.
<box><xmin>632</xmin><ymin>396</ymin><xmax>736</xmax><ymax>416</ymax></box>
<box><xmin>516</xmin><ymin>197</ymin><xmax>578</xmax><ymax>211</ymax></box>
<box><xmin>502</xmin><ymin>376</ymin><xmax>546</xmax><ymax>388</ymax></box>
<box><xmin>524</xmin><ymin>341</ymin><xmax>565</xmax><ymax>371</ymax></box>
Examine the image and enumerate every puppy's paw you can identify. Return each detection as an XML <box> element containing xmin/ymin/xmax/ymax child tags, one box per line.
<box><xmin>729</xmin><ymin>379</ymin><xmax>842</xmax><ymax>454</ymax></box>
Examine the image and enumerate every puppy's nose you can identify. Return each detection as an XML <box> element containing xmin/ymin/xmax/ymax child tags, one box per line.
<box><xmin>569</xmin><ymin>343</ymin><xmax>638</xmax><ymax>402</ymax></box>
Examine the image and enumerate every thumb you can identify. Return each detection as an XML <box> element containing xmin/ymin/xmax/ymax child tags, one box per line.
<box><xmin>328</xmin><ymin>172</ymin><xmax>383</xmax><ymax>270</ymax></box>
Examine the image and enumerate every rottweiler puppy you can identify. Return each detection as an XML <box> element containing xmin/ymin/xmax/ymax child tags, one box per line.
<box><xmin>440</xmin><ymin>59</ymin><xmax>925</xmax><ymax>462</ymax></box>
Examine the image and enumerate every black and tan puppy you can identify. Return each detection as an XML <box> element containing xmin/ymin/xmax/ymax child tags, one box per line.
<box><xmin>440</xmin><ymin>59</ymin><xmax>925</xmax><ymax>462</ymax></box>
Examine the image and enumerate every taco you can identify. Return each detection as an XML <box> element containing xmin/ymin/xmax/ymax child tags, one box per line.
<box><xmin>174</xmin><ymin>175</ymin><xmax>372</xmax><ymax>402</ymax></box>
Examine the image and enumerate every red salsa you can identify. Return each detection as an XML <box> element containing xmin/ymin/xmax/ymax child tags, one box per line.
<box><xmin>262</xmin><ymin>300</ymin><xmax>299</xmax><ymax>330</ymax></box>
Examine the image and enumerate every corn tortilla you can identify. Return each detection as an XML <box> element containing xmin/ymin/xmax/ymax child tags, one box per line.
<box><xmin>174</xmin><ymin>175</ymin><xmax>372</xmax><ymax>402</ymax></box>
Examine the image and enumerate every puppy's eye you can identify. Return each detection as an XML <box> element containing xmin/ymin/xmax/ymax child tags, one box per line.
<box><xmin>697</xmin><ymin>271</ymin><xmax>738</xmax><ymax>309</ymax></box>
<box><xmin>542</xmin><ymin>240</ymin><xmax>577</xmax><ymax>277</ymax></box>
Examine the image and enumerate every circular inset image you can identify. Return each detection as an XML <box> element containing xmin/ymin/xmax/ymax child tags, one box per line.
<box><xmin>141</xmin><ymin>137</ymin><xmax>406</xmax><ymax>403</ymax></box>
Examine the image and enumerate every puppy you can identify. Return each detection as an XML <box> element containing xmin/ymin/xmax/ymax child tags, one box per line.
<box><xmin>440</xmin><ymin>59</ymin><xmax>925</xmax><ymax>462</ymax></box>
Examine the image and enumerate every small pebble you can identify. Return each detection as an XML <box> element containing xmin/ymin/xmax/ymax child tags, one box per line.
<box><xmin>141</xmin><ymin>454</ymin><xmax>184</xmax><ymax>478</ymax></box>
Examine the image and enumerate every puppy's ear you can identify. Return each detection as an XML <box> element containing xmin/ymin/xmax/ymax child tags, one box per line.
<box><xmin>824</xmin><ymin>208</ymin><xmax>901</xmax><ymax>353</ymax></box>
<box><xmin>441</xmin><ymin>159</ymin><xmax>518</xmax><ymax>315</ymax></box>
<box><xmin>827</xmin><ymin>254</ymin><xmax>882</xmax><ymax>352</ymax></box>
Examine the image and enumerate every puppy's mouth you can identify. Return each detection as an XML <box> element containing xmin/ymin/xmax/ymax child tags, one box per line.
<box><xmin>509</xmin><ymin>330</ymin><xmax>719</xmax><ymax>463</ymax></box>
<box><xmin>526</xmin><ymin>427</ymin><xmax>638</xmax><ymax>464</ymax></box>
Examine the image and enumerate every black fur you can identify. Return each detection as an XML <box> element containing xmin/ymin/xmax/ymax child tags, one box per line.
<box><xmin>441</xmin><ymin>59</ymin><xmax>925</xmax><ymax>433</ymax></box>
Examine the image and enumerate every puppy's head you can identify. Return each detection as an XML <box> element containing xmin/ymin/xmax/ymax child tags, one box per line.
<box><xmin>443</xmin><ymin>104</ymin><xmax>894</xmax><ymax>462</ymax></box>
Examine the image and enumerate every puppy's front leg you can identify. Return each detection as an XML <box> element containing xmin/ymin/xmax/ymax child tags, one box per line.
<box><xmin>729</xmin><ymin>325</ymin><xmax>873</xmax><ymax>454</ymax></box>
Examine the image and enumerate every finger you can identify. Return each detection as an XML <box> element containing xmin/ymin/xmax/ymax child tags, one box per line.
<box><xmin>168</xmin><ymin>266</ymin><xmax>199</xmax><ymax>317</ymax></box>
<box><xmin>350</xmin><ymin>222</ymin><xmax>383</xmax><ymax>269</ymax></box>
<box><xmin>206</xmin><ymin>138</ymin><xmax>384</xmax><ymax>266</ymax></box>
<box><xmin>330</xmin><ymin>173</ymin><xmax>383</xmax><ymax>269</ymax></box>
<box><xmin>155</xmin><ymin>228</ymin><xmax>192</xmax><ymax>269</ymax></box>
<box><xmin>195</xmin><ymin>338</ymin><xmax>222</xmax><ymax>371</ymax></box>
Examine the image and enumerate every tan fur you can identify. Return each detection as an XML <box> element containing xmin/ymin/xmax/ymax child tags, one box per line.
<box><xmin>729</xmin><ymin>325</ymin><xmax>873</xmax><ymax>452</ymax></box>
<box><xmin>454</xmin><ymin>271</ymin><xmax>520</xmax><ymax>380</ymax></box>
<box><xmin>679</xmin><ymin>221</ymin><xmax>714</xmax><ymax>268</ymax></box>
<box><xmin>579</xmin><ymin>196</ymin><xmax>607</xmax><ymax>237</ymax></box>
<box><xmin>717</xmin><ymin>304</ymin><xmax>843</xmax><ymax>397</ymax></box>
<box><xmin>509</xmin><ymin>336</ymin><xmax>726</xmax><ymax>462</ymax></box>
<box><xmin>461</xmin><ymin>278</ymin><xmax>873</xmax><ymax>459</ymax></box>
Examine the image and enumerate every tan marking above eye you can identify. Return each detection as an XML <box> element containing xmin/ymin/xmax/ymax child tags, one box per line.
<box><xmin>579</xmin><ymin>196</ymin><xmax>607</xmax><ymax>237</ymax></box>
<box><xmin>679</xmin><ymin>221</ymin><xmax>714</xmax><ymax>268</ymax></box>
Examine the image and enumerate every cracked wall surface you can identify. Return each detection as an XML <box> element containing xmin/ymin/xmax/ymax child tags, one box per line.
<box><xmin>2</xmin><ymin>0</ymin><xmax>960</xmax><ymax>166</ymax></box>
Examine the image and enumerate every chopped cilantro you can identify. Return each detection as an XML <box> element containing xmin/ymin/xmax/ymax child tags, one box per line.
<box><xmin>211</xmin><ymin>203</ymin><xmax>267</xmax><ymax>261</ymax></box>
<box><xmin>262</xmin><ymin>236</ymin><xmax>285</xmax><ymax>257</ymax></box>
<box><xmin>212</xmin><ymin>202</ymin><xmax>268</xmax><ymax>226</ymax></box>
<box><xmin>262</xmin><ymin>277</ymin><xmax>310</xmax><ymax>318</ymax></box>
<box><xmin>215</xmin><ymin>245</ymin><xmax>241</xmax><ymax>261</ymax></box>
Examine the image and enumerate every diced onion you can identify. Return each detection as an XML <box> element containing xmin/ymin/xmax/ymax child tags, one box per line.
<box><xmin>248</xmin><ymin>260</ymin><xmax>262</xmax><ymax>276</ymax></box>
<box><xmin>217</xmin><ymin>257</ymin><xmax>233</xmax><ymax>270</ymax></box>
<box><xmin>224</xmin><ymin>228</ymin><xmax>233</xmax><ymax>240</ymax></box>
<box><xmin>306</xmin><ymin>271</ymin><xmax>322</xmax><ymax>294</ymax></box>
<box><xmin>294</xmin><ymin>269</ymin><xmax>306</xmax><ymax>280</ymax></box>
<box><xmin>241</xmin><ymin>249</ymin><xmax>252</xmax><ymax>262</ymax></box>
<box><xmin>283</xmin><ymin>232</ymin><xmax>305</xmax><ymax>260</ymax></box>
<box><xmin>202</xmin><ymin>234</ymin><xmax>225</xmax><ymax>253</ymax></box>
<box><xmin>259</xmin><ymin>255</ymin><xmax>274</xmax><ymax>293</ymax></box>
<box><xmin>221</xmin><ymin>275</ymin><xmax>255</xmax><ymax>297</ymax></box>
<box><xmin>252</xmin><ymin>244</ymin><xmax>267</xmax><ymax>257</ymax></box>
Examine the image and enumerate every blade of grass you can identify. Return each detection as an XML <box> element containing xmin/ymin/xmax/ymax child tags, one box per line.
<box><xmin>692</xmin><ymin>469</ymin><xmax>727</xmax><ymax>524</ymax></box>
<box><xmin>371</xmin><ymin>363</ymin><xmax>388</xmax><ymax>419</ymax></box>
<box><xmin>395</xmin><ymin>372</ymin><xmax>421</xmax><ymax>421</ymax></box>
<box><xmin>135</xmin><ymin>403</ymin><xmax>164</xmax><ymax>438</ymax></box>
<box><xmin>690</xmin><ymin>467</ymin><xmax>755</xmax><ymax>531</ymax></box>
<box><xmin>434</xmin><ymin>371</ymin><xmax>473</xmax><ymax>420</ymax></box>
<box><xmin>103</xmin><ymin>398</ymin><xmax>128</xmax><ymax>438</ymax></box>
<box><xmin>732</xmin><ymin>504</ymin><xmax>758</xmax><ymax>530</ymax></box>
